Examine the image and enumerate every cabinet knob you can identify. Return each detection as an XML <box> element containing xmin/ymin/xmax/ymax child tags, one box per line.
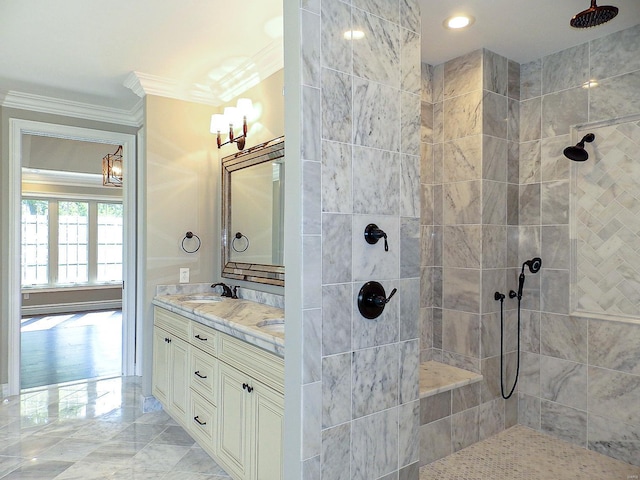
<box><xmin>194</xmin><ymin>371</ymin><xmax>207</xmax><ymax>379</ymax></box>
<box><xmin>193</xmin><ymin>416</ymin><xmax>207</xmax><ymax>426</ymax></box>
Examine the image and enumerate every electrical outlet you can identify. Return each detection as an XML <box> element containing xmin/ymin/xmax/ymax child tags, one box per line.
<box><xmin>179</xmin><ymin>268</ymin><xmax>190</xmax><ymax>283</ymax></box>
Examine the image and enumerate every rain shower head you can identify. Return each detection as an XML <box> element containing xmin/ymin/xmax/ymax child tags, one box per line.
<box><xmin>570</xmin><ymin>0</ymin><xmax>619</xmax><ymax>28</ymax></box>
<box><xmin>564</xmin><ymin>133</ymin><xmax>595</xmax><ymax>162</ymax></box>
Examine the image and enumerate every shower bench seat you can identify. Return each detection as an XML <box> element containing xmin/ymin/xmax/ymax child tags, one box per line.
<box><xmin>419</xmin><ymin>360</ymin><xmax>482</xmax><ymax>398</ymax></box>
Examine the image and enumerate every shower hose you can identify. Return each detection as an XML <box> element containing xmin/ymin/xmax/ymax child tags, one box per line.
<box><xmin>496</xmin><ymin>293</ymin><xmax>521</xmax><ymax>400</ymax></box>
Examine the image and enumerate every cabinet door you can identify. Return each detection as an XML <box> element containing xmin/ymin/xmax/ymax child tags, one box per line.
<box><xmin>218</xmin><ymin>362</ymin><xmax>250</xmax><ymax>479</ymax></box>
<box><xmin>152</xmin><ymin>327</ymin><xmax>170</xmax><ymax>405</ymax></box>
<box><xmin>251</xmin><ymin>383</ymin><xmax>284</xmax><ymax>480</ymax></box>
<box><xmin>169</xmin><ymin>335</ymin><xmax>190</xmax><ymax>422</ymax></box>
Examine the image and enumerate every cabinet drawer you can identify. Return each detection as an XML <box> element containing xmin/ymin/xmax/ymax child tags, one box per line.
<box><xmin>190</xmin><ymin>322</ymin><xmax>218</xmax><ymax>357</ymax></box>
<box><xmin>190</xmin><ymin>390</ymin><xmax>217</xmax><ymax>448</ymax></box>
<box><xmin>219</xmin><ymin>333</ymin><xmax>284</xmax><ymax>394</ymax></box>
<box><xmin>154</xmin><ymin>307</ymin><xmax>189</xmax><ymax>341</ymax></box>
<box><xmin>190</xmin><ymin>347</ymin><xmax>217</xmax><ymax>403</ymax></box>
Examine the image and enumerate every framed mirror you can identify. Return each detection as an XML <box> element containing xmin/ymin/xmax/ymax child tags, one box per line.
<box><xmin>221</xmin><ymin>137</ymin><xmax>284</xmax><ymax>286</ymax></box>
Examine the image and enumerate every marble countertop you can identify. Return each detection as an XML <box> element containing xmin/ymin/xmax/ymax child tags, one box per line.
<box><xmin>152</xmin><ymin>294</ymin><xmax>284</xmax><ymax>357</ymax></box>
<box><xmin>420</xmin><ymin>361</ymin><xmax>483</xmax><ymax>398</ymax></box>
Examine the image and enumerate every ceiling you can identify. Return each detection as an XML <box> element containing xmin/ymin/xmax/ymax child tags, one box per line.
<box><xmin>0</xmin><ymin>0</ymin><xmax>638</xmax><ymax>113</ymax></box>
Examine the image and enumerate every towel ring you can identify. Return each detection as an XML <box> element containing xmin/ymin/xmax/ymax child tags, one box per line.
<box><xmin>181</xmin><ymin>231</ymin><xmax>201</xmax><ymax>253</ymax></box>
<box><xmin>231</xmin><ymin>232</ymin><xmax>249</xmax><ymax>253</ymax></box>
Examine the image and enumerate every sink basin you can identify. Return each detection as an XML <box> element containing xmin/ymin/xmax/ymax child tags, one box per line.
<box><xmin>256</xmin><ymin>319</ymin><xmax>285</xmax><ymax>334</ymax></box>
<box><xmin>179</xmin><ymin>295</ymin><xmax>222</xmax><ymax>304</ymax></box>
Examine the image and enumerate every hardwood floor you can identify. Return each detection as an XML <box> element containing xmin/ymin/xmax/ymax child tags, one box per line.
<box><xmin>20</xmin><ymin>310</ymin><xmax>122</xmax><ymax>390</ymax></box>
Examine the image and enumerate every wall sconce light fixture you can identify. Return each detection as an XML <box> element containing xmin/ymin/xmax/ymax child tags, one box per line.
<box><xmin>210</xmin><ymin>98</ymin><xmax>254</xmax><ymax>150</ymax></box>
<box><xmin>102</xmin><ymin>145</ymin><xmax>123</xmax><ymax>187</ymax></box>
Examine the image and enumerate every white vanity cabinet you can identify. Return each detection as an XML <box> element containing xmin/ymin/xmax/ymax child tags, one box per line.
<box><xmin>152</xmin><ymin>306</ymin><xmax>284</xmax><ymax>480</ymax></box>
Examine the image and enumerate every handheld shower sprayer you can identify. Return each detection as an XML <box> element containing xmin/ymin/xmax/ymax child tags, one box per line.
<box><xmin>509</xmin><ymin>257</ymin><xmax>542</xmax><ymax>301</ymax></box>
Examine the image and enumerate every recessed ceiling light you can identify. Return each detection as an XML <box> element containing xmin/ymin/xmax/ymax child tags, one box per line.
<box><xmin>344</xmin><ymin>30</ymin><xmax>365</xmax><ymax>40</ymax></box>
<box><xmin>443</xmin><ymin>15</ymin><xmax>475</xmax><ymax>30</ymax></box>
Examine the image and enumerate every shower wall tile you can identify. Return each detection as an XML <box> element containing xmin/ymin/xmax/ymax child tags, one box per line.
<box><xmin>540</xmin><ymin>400</ymin><xmax>587</xmax><ymax>447</ymax></box>
<box><xmin>421</xmin><ymin>184</ymin><xmax>434</xmax><ymax>225</ymax></box>
<box><xmin>322</xmin><ymin>68</ymin><xmax>352</xmax><ymax>144</ymax></box>
<box><xmin>400</xmin><ymin>0</ymin><xmax>420</xmax><ymax>33</ymax></box>
<box><xmin>399</xmin><ymin>401</ymin><xmax>420</xmax><ymax>468</ymax></box>
<box><xmin>303</xmin><ymin>235</ymin><xmax>322</xmax><ymax>309</ymax></box>
<box><xmin>322</xmin><ymin>284</ymin><xmax>353</xmax><ymax>356</ymax></box>
<box><xmin>443</xmin><ymin>180</ymin><xmax>482</xmax><ymax>225</ymax></box>
<box><xmin>519</xmin><ymin>351</ymin><xmax>540</xmax><ymax>397</ymax></box>
<box><xmin>444</xmin><ymin>49</ymin><xmax>482</xmax><ymax>99</ymax></box>
<box><xmin>481</xmin><ymin>268</ymin><xmax>508</xmax><ymax>315</ymax></box>
<box><xmin>433</xmin><ymin>308</ymin><xmax>443</xmax><ymax>349</ymax></box>
<box><xmin>352</xmin><ymin>345</ymin><xmax>399</xmax><ymax>418</ymax></box>
<box><xmin>442</xmin><ymin>309</ymin><xmax>480</xmax><ymax>358</ymax></box>
<box><xmin>506</xmin><ymin>226</ymin><xmax>519</xmax><ymax>267</ymax></box>
<box><xmin>481</xmin><ymin>311</ymin><xmax>515</xmax><ymax>359</ymax></box>
<box><xmin>322</xmin><ymin>214</ymin><xmax>352</xmax><ymax>284</ymax></box>
<box><xmin>402</xmin><ymin>92</ymin><xmax>421</xmax><ymax>156</ymax></box>
<box><xmin>420</xmin><ymin>307</ymin><xmax>433</xmax><ymax>353</ymax></box>
<box><xmin>433</xmin><ymin>102</ymin><xmax>444</xmax><ymax>144</ymax></box>
<box><xmin>451</xmin><ymin>383</ymin><xmax>480</xmax><ymax>413</ymax></box>
<box><xmin>421</xmin><ymin>102</ymin><xmax>434</xmax><ymax>143</ymax></box>
<box><xmin>590</xmin><ymin>24</ymin><xmax>640</xmax><ymax>81</ymax></box>
<box><xmin>302</xmin><ymin>9</ymin><xmax>320</xmax><ymax>87</ymax></box>
<box><xmin>443</xmin><ymin>268</ymin><xmax>481</xmax><ymax>313</ymax></box>
<box><xmin>322</xmin><ymin>353</ymin><xmax>352</xmax><ymax>428</ymax></box>
<box><xmin>483</xmin><ymin>49</ymin><xmax>508</xmax><ymax>97</ymax></box>
<box><xmin>301</xmin><ymin>0</ymin><xmax>320</xmax><ymax>14</ymax></box>
<box><xmin>401</xmin><ymin>217</ymin><xmax>420</xmax><ymax>278</ymax></box>
<box><xmin>518</xmin><ymin>226</ymin><xmax>541</xmax><ymax>264</ymax></box>
<box><xmin>508</xmin><ymin>98</ymin><xmax>520</xmax><ymax>143</ymax></box>
<box><xmin>353</xmin><ymin>78</ymin><xmax>401</xmax><ymax>151</ymax></box>
<box><xmin>540</xmin><ymin>135</ymin><xmax>570</xmax><ymax>182</ymax></box>
<box><xmin>482</xmin><ymin>180</ymin><xmax>507</xmax><ymax>225</ymax></box>
<box><xmin>322</xmin><ymin>423</ymin><xmax>351</xmax><ymax>480</ymax></box>
<box><xmin>441</xmin><ymin>350</ymin><xmax>481</xmax><ymax>374</ymax></box>
<box><xmin>541</xmin><ymin>87</ymin><xmax>588</xmax><ymax>138</ymax></box>
<box><xmin>352</xmin><ymin>279</ymin><xmax>399</xmax><ymax>349</ymax></box>
<box><xmin>520</xmin><ymin>59</ymin><xmax>542</xmax><ymax>100</ymax></box>
<box><xmin>508</xmin><ymin>59</ymin><xmax>520</xmax><ymax>100</ymax></box>
<box><xmin>352</xmin><ymin>8</ymin><xmax>400</xmax><ymax>88</ymax></box>
<box><xmin>541</xmin><ymin>225</ymin><xmax>569</xmax><ymax>270</ymax></box>
<box><xmin>303</xmin><ymin>86</ymin><xmax>322</xmax><ymax>161</ymax></box>
<box><xmin>322</xmin><ymin>140</ymin><xmax>353</xmax><ymax>213</ymax></box>
<box><xmin>588</xmin><ymin>366</ymin><xmax>640</xmax><ymax>426</ymax></box>
<box><xmin>420</xmin><ymin>267</ymin><xmax>434</xmax><ymax>309</ymax></box>
<box><xmin>399</xmin><ymin>462</ymin><xmax>420</xmax><ymax>480</ymax></box>
<box><xmin>542</xmin><ymin>43</ymin><xmax>589</xmax><ymax>95</ymax></box>
<box><xmin>482</xmin><ymin>91</ymin><xmax>508</xmax><ymax>139</ymax></box>
<box><xmin>589</xmin><ymin>71</ymin><xmax>640</xmax><ymax>123</ymax></box>
<box><xmin>482</xmin><ymin>225</ymin><xmax>507</xmax><ymax>269</ymax></box>
<box><xmin>352</xmin><ymin>215</ymin><xmax>398</xmax><ymax>282</ymax></box>
<box><xmin>401</xmin><ymin>29</ymin><xmax>421</xmax><ymax>95</ymax></box>
<box><xmin>540</xmin><ymin>269</ymin><xmax>569</xmax><ymax>315</ymax></box>
<box><xmin>541</xmin><ymin>180</ymin><xmax>569</xmax><ymax>225</ymax></box>
<box><xmin>588</xmin><ymin>319</ymin><xmax>640</xmax><ymax>375</ymax></box>
<box><xmin>452</xmin><ymin>407</ymin><xmax>479</xmax><ymax>452</ymax></box>
<box><xmin>420</xmin><ymin>390</ymin><xmax>451</xmax><ymax>425</ymax></box>
<box><xmin>303</xmin><ymin>160</ymin><xmax>321</xmax><ymax>234</ymax></box>
<box><xmin>507</xmin><ymin>141</ymin><xmax>520</xmax><ymax>184</ymax></box>
<box><xmin>421</xmin><ymin>225</ymin><xmax>434</xmax><ymax>267</ymax></box>
<box><xmin>303</xmin><ymin>381</ymin><xmax>322</xmax><ymax>458</ymax></box>
<box><xmin>352</xmin><ymin>146</ymin><xmax>400</xmax><ymax>214</ymax></box>
<box><xmin>443</xmin><ymin>90</ymin><xmax>483</xmax><ymax>140</ymax></box>
<box><xmin>507</xmin><ymin>184</ymin><xmax>519</xmax><ymax>226</ymax></box>
<box><xmin>521</xmin><ymin>309</ymin><xmax>541</xmax><ymax>354</ymax></box>
<box><xmin>483</xmin><ymin>136</ymin><xmax>508</xmax><ymax>182</ymax></box>
<box><xmin>432</xmin><ymin>64</ymin><xmax>444</xmax><ymax>103</ymax></box>
<box><xmin>505</xmin><ymin>395</ymin><xmax>518</xmax><ymax>428</ymax></box>
<box><xmin>518</xmin><ymin>393</ymin><xmax>541</xmax><ymax>430</ymax></box>
<box><xmin>303</xmin><ymin>309</ymin><xmax>322</xmax><ymax>384</ymax></box>
<box><xmin>442</xmin><ymin>225</ymin><xmax>482</xmax><ymax>269</ymax></box>
<box><xmin>588</xmin><ymin>414</ymin><xmax>640</xmax><ymax>467</ymax></box>
<box><xmin>540</xmin><ymin>356</ymin><xmax>587</xmax><ymax>410</ymax></box>
<box><xmin>479</xmin><ymin>397</ymin><xmax>505</xmax><ymax>440</ymax></box>
<box><xmin>400</xmin><ymin>278</ymin><xmax>420</xmax><ymax>341</ymax></box>
<box><xmin>400</xmin><ymin>340</ymin><xmax>420</xmax><ymax>404</ymax></box>
<box><xmin>420</xmin><ymin>143</ymin><xmax>434</xmax><ymax>185</ymax></box>
<box><xmin>353</xmin><ymin>0</ymin><xmax>399</xmax><ymax>24</ymax></box>
<box><xmin>401</xmin><ymin>157</ymin><xmax>421</xmax><ymax>216</ymax></box>
<box><xmin>351</xmin><ymin>407</ymin><xmax>399</xmax><ymax>480</ymax></box>
<box><xmin>321</xmin><ymin>0</ymin><xmax>351</xmax><ymax>74</ymax></box>
<box><xmin>419</xmin><ymin>417</ymin><xmax>451</xmax><ymax>465</ymax></box>
<box><xmin>421</xmin><ymin>63</ymin><xmax>433</xmax><ymax>103</ymax></box>
<box><xmin>443</xmin><ymin>135</ymin><xmax>482</xmax><ymax>182</ymax></box>
<box><xmin>519</xmin><ymin>97</ymin><xmax>541</xmax><ymax>142</ymax></box>
<box><xmin>302</xmin><ymin>456</ymin><xmax>320</xmax><ymax>480</ymax></box>
<box><xmin>519</xmin><ymin>140</ymin><xmax>541</xmax><ymax>184</ymax></box>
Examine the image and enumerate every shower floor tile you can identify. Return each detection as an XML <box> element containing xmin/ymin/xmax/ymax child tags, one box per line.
<box><xmin>420</xmin><ymin>425</ymin><xmax>640</xmax><ymax>480</ymax></box>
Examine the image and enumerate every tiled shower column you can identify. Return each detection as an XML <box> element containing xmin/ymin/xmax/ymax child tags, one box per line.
<box><xmin>299</xmin><ymin>0</ymin><xmax>422</xmax><ymax>479</ymax></box>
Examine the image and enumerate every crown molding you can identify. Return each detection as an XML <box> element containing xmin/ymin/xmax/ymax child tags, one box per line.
<box><xmin>1</xmin><ymin>90</ymin><xmax>142</xmax><ymax>127</ymax></box>
<box><xmin>125</xmin><ymin>39</ymin><xmax>284</xmax><ymax>106</ymax></box>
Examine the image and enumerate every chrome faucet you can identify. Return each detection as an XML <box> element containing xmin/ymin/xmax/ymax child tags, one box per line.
<box><xmin>211</xmin><ymin>282</ymin><xmax>237</xmax><ymax>299</ymax></box>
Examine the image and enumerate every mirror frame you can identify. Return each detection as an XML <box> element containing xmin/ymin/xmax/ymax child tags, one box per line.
<box><xmin>221</xmin><ymin>136</ymin><xmax>285</xmax><ymax>286</ymax></box>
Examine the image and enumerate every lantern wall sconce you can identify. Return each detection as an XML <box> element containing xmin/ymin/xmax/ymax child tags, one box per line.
<box><xmin>210</xmin><ymin>98</ymin><xmax>254</xmax><ymax>150</ymax></box>
<box><xmin>103</xmin><ymin>145</ymin><xmax>123</xmax><ymax>187</ymax></box>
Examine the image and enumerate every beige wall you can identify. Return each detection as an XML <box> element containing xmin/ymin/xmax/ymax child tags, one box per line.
<box><xmin>23</xmin><ymin>135</ymin><xmax>116</xmax><ymax>175</ymax></box>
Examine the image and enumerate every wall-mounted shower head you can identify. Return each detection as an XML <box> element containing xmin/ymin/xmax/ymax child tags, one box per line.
<box><xmin>570</xmin><ymin>0</ymin><xmax>618</xmax><ymax>28</ymax></box>
<box><xmin>522</xmin><ymin>257</ymin><xmax>542</xmax><ymax>274</ymax></box>
<box><xmin>564</xmin><ymin>133</ymin><xmax>595</xmax><ymax>162</ymax></box>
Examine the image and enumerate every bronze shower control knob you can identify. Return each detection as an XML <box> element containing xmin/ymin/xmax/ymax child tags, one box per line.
<box><xmin>357</xmin><ymin>281</ymin><xmax>397</xmax><ymax>319</ymax></box>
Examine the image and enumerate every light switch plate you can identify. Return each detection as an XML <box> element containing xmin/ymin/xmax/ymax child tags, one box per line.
<box><xmin>179</xmin><ymin>268</ymin><xmax>190</xmax><ymax>283</ymax></box>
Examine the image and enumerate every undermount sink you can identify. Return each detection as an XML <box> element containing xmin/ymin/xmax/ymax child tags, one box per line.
<box><xmin>179</xmin><ymin>295</ymin><xmax>222</xmax><ymax>304</ymax></box>
<box><xmin>256</xmin><ymin>319</ymin><xmax>285</xmax><ymax>333</ymax></box>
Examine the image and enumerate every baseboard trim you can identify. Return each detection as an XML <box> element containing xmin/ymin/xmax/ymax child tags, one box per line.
<box><xmin>140</xmin><ymin>394</ymin><xmax>163</xmax><ymax>413</ymax></box>
<box><xmin>1</xmin><ymin>383</ymin><xmax>9</xmax><ymax>398</ymax></box>
<box><xmin>22</xmin><ymin>300</ymin><xmax>122</xmax><ymax>316</ymax></box>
